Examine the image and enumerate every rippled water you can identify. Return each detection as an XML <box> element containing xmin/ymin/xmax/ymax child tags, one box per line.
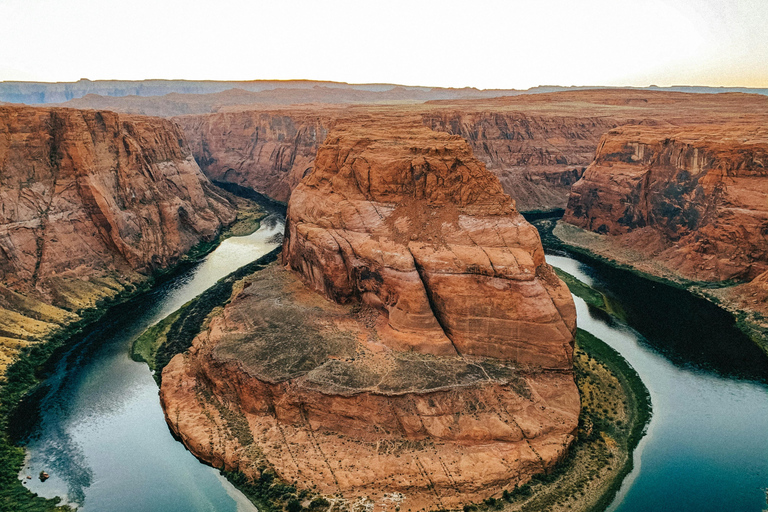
<box><xmin>547</xmin><ymin>255</ymin><xmax>768</xmax><ymax>512</ymax></box>
<box><xmin>14</xmin><ymin>215</ymin><xmax>285</xmax><ymax>512</ymax></box>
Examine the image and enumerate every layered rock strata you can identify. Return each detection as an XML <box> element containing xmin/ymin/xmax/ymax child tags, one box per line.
<box><xmin>0</xmin><ymin>105</ymin><xmax>237</xmax><ymax>370</ymax></box>
<box><xmin>563</xmin><ymin>124</ymin><xmax>768</xmax><ymax>283</ymax></box>
<box><xmin>175</xmin><ymin>109</ymin><xmax>335</xmax><ymax>203</ymax></box>
<box><xmin>420</xmin><ymin>111</ymin><xmax>615</xmax><ymax>211</ymax></box>
<box><xmin>176</xmin><ymin>91</ymin><xmax>768</xmax><ymax>212</ymax></box>
<box><xmin>161</xmin><ymin>120</ymin><xmax>579</xmax><ymax>510</ymax></box>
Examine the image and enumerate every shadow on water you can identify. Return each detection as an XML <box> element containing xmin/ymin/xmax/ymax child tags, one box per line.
<box><xmin>571</xmin><ymin>255</ymin><xmax>768</xmax><ymax>384</ymax></box>
<box><xmin>527</xmin><ymin>214</ymin><xmax>768</xmax><ymax>384</ymax></box>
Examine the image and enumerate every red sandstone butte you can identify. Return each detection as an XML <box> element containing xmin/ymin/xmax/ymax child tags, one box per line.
<box><xmin>161</xmin><ymin>118</ymin><xmax>579</xmax><ymax>511</ymax></box>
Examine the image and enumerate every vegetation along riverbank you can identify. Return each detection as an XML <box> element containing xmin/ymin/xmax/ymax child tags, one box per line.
<box><xmin>0</xmin><ymin>193</ymin><xmax>264</xmax><ymax>512</ymax></box>
<box><xmin>136</xmin><ymin>253</ymin><xmax>651</xmax><ymax>512</ymax></box>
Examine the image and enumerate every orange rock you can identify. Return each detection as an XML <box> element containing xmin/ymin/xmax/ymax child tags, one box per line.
<box><xmin>0</xmin><ymin>105</ymin><xmax>236</xmax><ymax>370</ymax></box>
<box><xmin>161</xmin><ymin>118</ymin><xmax>579</xmax><ymax>510</ymax></box>
<box><xmin>284</xmin><ymin>119</ymin><xmax>576</xmax><ymax>367</ymax></box>
<box><xmin>564</xmin><ymin>124</ymin><xmax>768</xmax><ymax>282</ymax></box>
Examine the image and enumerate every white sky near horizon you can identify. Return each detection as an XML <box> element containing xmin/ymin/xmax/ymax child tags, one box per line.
<box><xmin>0</xmin><ymin>0</ymin><xmax>766</xmax><ymax>89</ymax></box>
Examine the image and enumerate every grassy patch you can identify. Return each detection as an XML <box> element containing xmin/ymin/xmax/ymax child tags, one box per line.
<box><xmin>131</xmin><ymin>247</ymin><xmax>282</xmax><ymax>383</ymax></box>
<box><xmin>552</xmin><ymin>268</ymin><xmax>606</xmax><ymax>310</ymax></box>
<box><xmin>131</xmin><ymin>306</ymin><xmax>188</xmax><ymax>373</ymax></box>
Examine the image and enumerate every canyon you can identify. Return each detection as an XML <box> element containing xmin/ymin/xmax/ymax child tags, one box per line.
<box><xmin>2</xmin><ymin>83</ymin><xmax>768</xmax><ymax>511</ymax></box>
<box><xmin>0</xmin><ymin>105</ymin><xmax>237</xmax><ymax>371</ymax></box>
<box><xmin>169</xmin><ymin>90</ymin><xmax>768</xmax><ymax>212</ymax></box>
<box><xmin>559</xmin><ymin>120</ymin><xmax>768</xmax><ymax>347</ymax></box>
<box><xmin>159</xmin><ymin>118</ymin><xmax>580</xmax><ymax>510</ymax></box>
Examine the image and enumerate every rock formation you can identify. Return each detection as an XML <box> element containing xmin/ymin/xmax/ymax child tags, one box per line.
<box><xmin>283</xmin><ymin>120</ymin><xmax>576</xmax><ymax>367</ymax></box>
<box><xmin>175</xmin><ymin>108</ymin><xmax>336</xmax><ymax>203</ymax></box>
<box><xmin>420</xmin><ymin>111</ymin><xmax>614</xmax><ymax>211</ymax></box>
<box><xmin>160</xmin><ymin>119</ymin><xmax>579</xmax><ymax>511</ymax></box>
<box><xmin>175</xmin><ymin>91</ymin><xmax>768</xmax><ymax>213</ymax></box>
<box><xmin>0</xmin><ymin>105</ymin><xmax>237</xmax><ymax>371</ymax></box>
<box><xmin>563</xmin><ymin>124</ymin><xmax>768</xmax><ymax>283</ymax></box>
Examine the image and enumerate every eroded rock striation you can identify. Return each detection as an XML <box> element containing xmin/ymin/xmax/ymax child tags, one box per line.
<box><xmin>176</xmin><ymin>109</ymin><xmax>335</xmax><ymax>203</ymax></box>
<box><xmin>563</xmin><ymin>124</ymin><xmax>768</xmax><ymax>283</ymax></box>
<box><xmin>0</xmin><ymin>105</ymin><xmax>237</xmax><ymax>370</ymax></box>
<box><xmin>283</xmin><ymin>120</ymin><xmax>576</xmax><ymax>367</ymax></box>
<box><xmin>161</xmin><ymin>119</ymin><xmax>579</xmax><ymax>510</ymax></box>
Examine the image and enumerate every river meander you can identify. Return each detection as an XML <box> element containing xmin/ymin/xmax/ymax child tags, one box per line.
<box><xmin>547</xmin><ymin>255</ymin><xmax>768</xmax><ymax>512</ymax></box>
<box><xmin>11</xmin><ymin>214</ymin><xmax>768</xmax><ymax>512</ymax></box>
<box><xmin>14</xmin><ymin>215</ymin><xmax>284</xmax><ymax>512</ymax></box>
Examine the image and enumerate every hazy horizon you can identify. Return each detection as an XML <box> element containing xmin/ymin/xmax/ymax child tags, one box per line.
<box><xmin>2</xmin><ymin>0</ymin><xmax>766</xmax><ymax>90</ymax></box>
<box><xmin>1</xmin><ymin>77</ymin><xmax>767</xmax><ymax>92</ymax></box>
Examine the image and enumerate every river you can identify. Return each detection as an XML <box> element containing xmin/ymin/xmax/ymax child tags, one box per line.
<box><xmin>547</xmin><ymin>254</ymin><xmax>768</xmax><ymax>512</ymax></box>
<box><xmin>14</xmin><ymin>215</ymin><xmax>285</xmax><ymax>512</ymax></box>
<box><xmin>12</xmin><ymin>214</ymin><xmax>768</xmax><ymax>511</ymax></box>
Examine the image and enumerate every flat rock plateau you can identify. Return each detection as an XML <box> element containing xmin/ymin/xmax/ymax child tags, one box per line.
<box><xmin>160</xmin><ymin>116</ymin><xmax>580</xmax><ymax>511</ymax></box>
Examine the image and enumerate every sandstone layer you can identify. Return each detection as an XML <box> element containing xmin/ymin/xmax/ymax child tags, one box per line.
<box><xmin>161</xmin><ymin>120</ymin><xmax>579</xmax><ymax>511</ymax></box>
<box><xmin>175</xmin><ymin>90</ymin><xmax>768</xmax><ymax>212</ymax></box>
<box><xmin>563</xmin><ymin>124</ymin><xmax>768</xmax><ymax>283</ymax></box>
<box><xmin>0</xmin><ymin>105</ymin><xmax>237</xmax><ymax>370</ymax></box>
<box><xmin>175</xmin><ymin>108</ymin><xmax>336</xmax><ymax>203</ymax></box>
<box><xmin>283</xmin><ymin>120</ymin><xmax>577</xmax><ymax>367</ymax></box>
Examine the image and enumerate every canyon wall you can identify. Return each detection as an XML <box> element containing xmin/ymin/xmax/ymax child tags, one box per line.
<box><xmin>0</xmin><ymin>105</ymin><xmax>237</xmax><ymax>371</ymax></box>
<box><xmin>421</xmin><ymin>111</ymin><xmax>619</xmax><ymax>211</ymax></box>
<box><xmin>563</xmin><ymin>124</ymin><xmax>768</xmax><ymax>283</ymax></box>
<box><xmin>175</xmin><ymin>104</ymin><xmax>618</xmax><ymax>211</ymax></box>
<box><xmin>161</xmin><ymin>119</ymin><xmax>579</xmax><ymax>511</ymax></box>
<box><xmin>175</xmin><ymin>109</ymin><xmax>336</xmax><ymax>203</ymax></box>
<box><xmin>175</xmin><ymin>91</ymin><xmax>768</xmax><ymax>213</ymax></box>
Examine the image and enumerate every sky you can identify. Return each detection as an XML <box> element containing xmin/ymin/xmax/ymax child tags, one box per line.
<box><xmin>1</xmin><ymin>0</ymin><xmax>766</xmax><ymax>89</ymax></box>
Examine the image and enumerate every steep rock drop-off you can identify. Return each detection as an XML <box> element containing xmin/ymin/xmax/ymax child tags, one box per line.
<box><xmin>0</xmin><ymin>105</ymin><xmax>237</xmax><ymax>371</ymax></box>
<box><xmin>175</xmin><ymin>108</ymin><xmax>336</xmax><ymax>203</ymax></box>
<box><xmin>175</xmin><ymin>90</ymin><xmax>768</xmax><ymax>213</ymax></box>
<box><xmin>161</xmin><ymin>120</ymin><xmax>579</xmax><ymax>511</ymax></box>
<box><xmin>562</xmin><ymin>124</ymin><xmax>768</xmax><ymax>283</ymax></box>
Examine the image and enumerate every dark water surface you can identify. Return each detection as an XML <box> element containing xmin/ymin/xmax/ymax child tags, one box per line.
<box><xmin>547</xmin><ymin>255</ymin><xmax>768</xmax><ymax>512</ymax></box>
<box><xmin>14</xmin><ymin>216</ymin><xmax>285</xmax><ymax>512</ymax></box>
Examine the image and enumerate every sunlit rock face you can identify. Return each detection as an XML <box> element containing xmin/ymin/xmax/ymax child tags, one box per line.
<box><xmin>161</xmin><ymin>118</ymin><xmax>579</xmax><ymax>511</ymax></box>
<box><xmin>564</xmin><ymin>124</ymin><xmax>768</xmax><ymax>282</ymax></box>
<box><xmin>0</xmin><ymin>105</ymin><xmax>236</xmax><ymax>371</ymax></box>
<box><xmin>283</xmin><ymin>119</ymin><xmax>577</xmax><ymax>367</ymax></box>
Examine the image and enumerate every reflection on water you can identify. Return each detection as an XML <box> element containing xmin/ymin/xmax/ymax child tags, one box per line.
<box><xmin>547</xmin><ymin>254</ymin><xmax>768</xmax><ymax>512</ymax></box>
<box><xmin>14</xmin><ymin>215</ymin><xmax>284</xmax><ymax>512</ymax></box>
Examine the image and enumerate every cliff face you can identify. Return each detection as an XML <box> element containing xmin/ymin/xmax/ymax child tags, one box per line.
<box><xmin>161</xmin><ymin>119</ymin><xmax>579</xmax><ymax>510</ymax></box>
<box><xmin>175</xmin><ymin>109</ymin><xmax>334</xmax><ymax>203</ymax></box>
<box><xmin>176</xmin><ymin>107</ymin><xmax>611</xmax><ymax>212</ymax></box>
<box><xmin>283</xmin><ymin>120</ymin><xmax>576</xmax><ymax>366</ymax></box>
<box><xmin>421</xmin><ymin>111</ymin><xmax>618</xmax><ymax>211</ymax></box>
<box><xmin>563</xmin><ymin>124</ymin><xmax>768</xmax><ymax>282</ymax></box>
<box><xmin>0</xmin><ymin>105</ymin><xmax>236</xmax><ymax>370</ymax></box>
